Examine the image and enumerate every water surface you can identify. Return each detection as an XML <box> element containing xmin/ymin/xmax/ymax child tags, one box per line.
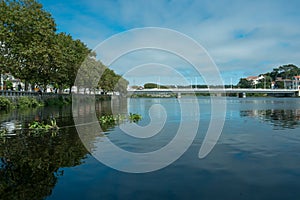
<box><xmin>1</xmin><ymin>97</ymin><xmax>300</xmax><ymax>199</ymax></box>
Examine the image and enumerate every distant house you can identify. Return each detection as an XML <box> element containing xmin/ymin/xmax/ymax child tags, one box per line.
<box><xmin>293</xmin><ymin>76</ymin><xmax>300</xmax><ymax>89</ymax></box>
<box><xmin>246</xmin><ymin>75</ymin><xmax>264</xmax><ymax>85</ymax></box>
<box><xmin>0</xmin><ymin>73</ymin><xmax>24</xmax><ymax>91</ymax></box>
<box><xmin>275</xmin><ymin>77</ymin><xmax>293</xmax><ymax>89</ymax></box>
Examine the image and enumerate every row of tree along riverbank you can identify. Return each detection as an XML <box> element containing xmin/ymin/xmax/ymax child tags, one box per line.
<box><xmin>1</xmin><ymin>0</ymin><xmax>128</xmax><ymax>94</ymax></box>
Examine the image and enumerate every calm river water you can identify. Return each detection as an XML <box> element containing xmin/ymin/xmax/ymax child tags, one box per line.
<box><xmin>1</xmin><ymin>97</ymin><xmax>300</xmax><ymax>200</ymax></box>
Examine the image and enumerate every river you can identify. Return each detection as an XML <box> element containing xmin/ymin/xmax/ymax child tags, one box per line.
<box><xmin>1</xmin><ymin>97</ymin><xmax>300</xmax><ymax>199</ymax></box>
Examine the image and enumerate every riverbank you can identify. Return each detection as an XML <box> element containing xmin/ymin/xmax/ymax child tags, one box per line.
<box><xmin>0</xmin><ymin>94</ymin><xmax>112</xmax><ymax>111</ymax></box>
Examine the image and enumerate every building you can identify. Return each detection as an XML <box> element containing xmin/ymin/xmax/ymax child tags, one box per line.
<box><xmin>274</xmin><ymin>77</ymin><xmax>293</xmax><ymax>89</ymax></box>
<box><xmin>293</xmin><ymin>76</ymin><xmax>300</xmax><ymax>89</ymax></box>
<box><xmin>0</xmin><ymin>73</ymin><xmax>25</xmax><ymax>91</ymax></box>
<box><xmin>246</xmin><ymin>75</ymin><xmax>264</xmax><ymax>85</ymax></box>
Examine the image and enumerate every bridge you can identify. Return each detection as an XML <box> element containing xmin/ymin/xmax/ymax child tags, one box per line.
<box><xmin>127</xmin><ymin>88</ymin><xmax>300</xmax><ymax>97</ymax></box>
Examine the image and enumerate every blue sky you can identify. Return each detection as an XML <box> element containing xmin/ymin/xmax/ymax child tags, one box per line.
<box><xmin>39</xmin><ymin>0</ymin><xmax>300</xmax><ymax>86</ymax></box>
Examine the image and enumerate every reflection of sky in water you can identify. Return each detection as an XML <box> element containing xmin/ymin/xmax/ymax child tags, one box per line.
<box><xmin>2</xmin><ymin>97</ymin><xmax>300</xmax><ymax>199</ymax></box>
<box><xmin>0</xmin><ymin>120</ymin><xmax>22</xmax><ymax>134</ymax></box>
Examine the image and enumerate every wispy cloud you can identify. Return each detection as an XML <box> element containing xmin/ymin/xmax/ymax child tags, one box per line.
<box><xmin>40</xmin><ymin>0</ymin><xmax>300</xmax><ymax>85</ymax></box>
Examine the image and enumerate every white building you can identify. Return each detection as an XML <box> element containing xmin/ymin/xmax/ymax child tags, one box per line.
<box><xmin>293</xmin><ymin>76</ymin><xmax>300</xmax><ymax>89</ymax></box>
<box><xmin>246</xmin><ymin>75</ymin><xmax>264</xmax><ymax>85</ymax></box>
<box><xmin>0</xmin><ymin>73</ymin><xmax>25</xmax><ymax>91</ymax></box>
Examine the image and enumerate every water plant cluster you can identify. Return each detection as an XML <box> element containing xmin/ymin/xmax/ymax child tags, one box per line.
<box><xmin>99</xmin><ymin>113</ymin><xmax>142</xmax><ymax>131</ymax></box>
<box><xmin>0</xmin><ymin>128</ymin><xmax>8</xmax><ymax>137</ymax></box>
<box><xmin>28</xmin><ymin>119</ymin><xmax>59</xmax><ymax>136</ymax></box>
<box><xmin>129</xmin><ymin>113</ymin><xmax>142</xmax><ymax>122</ymax></box>
<box><xmin>0</xmin><ymin>119</ymin><xmax>59</xmax><ymax>138</ymax></box>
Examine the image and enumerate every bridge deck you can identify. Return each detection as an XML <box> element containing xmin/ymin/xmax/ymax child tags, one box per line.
<box><xmin>128</xmin><ymin>88</ymin><xmax>299</xmax><ymax>94</ymax></box>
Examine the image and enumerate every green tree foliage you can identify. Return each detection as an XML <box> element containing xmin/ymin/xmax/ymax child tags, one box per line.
<box><xmin>256</xmin><ymin>75</ymin><xmax>272</xmax><ymax>89</ymax></box>
<box><xmin>1</xmin><ymin>0</ymin><xmax>127</xmax><ymax>93</ymax></box>
<box><xmin>0</xmin><ymin>0</ymin><xmax>57</xmax><ymax>88</ymax></box>
<box><xmin>237</xmin><ymin>78</ymin><xmax>253</xmax><ymax>88</ymax></box>
<box><xmin>276</xmin><ymin>64</ymin><xmax>300</xmax><ymax>79</ymax></box>
<box><xmin>237</xmin><ymin>64</ymin><xmax>299</xmax><ymax>88</ymax></box>
<box><xmin>52</xmin><ymin>33</ymin><xmax>90</xmax><ymax>92</ymax></box>
<box><xmin>144</xmin><ymin>83</ymin><xmax>158</xmax><ymax>89</ymax></box>
<box><xmin>76</xmin><ymin>53</ymin><xmax>129</xmax><ymax>94</ymax></box>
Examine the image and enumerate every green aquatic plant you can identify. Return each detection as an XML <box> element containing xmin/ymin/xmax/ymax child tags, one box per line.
<box><xmin>0</xmin><ymin>128</ymin><xmax>8</xmax><ymax>137</ymax></box>
<box><xmin>99</xmin><ymin>113</ymin><xmax>142</xmax><ymax>125</ymax></box>
<box><xmin>98</xmin><ymin>113</ymin><xmax>142</xmax><ymax>131</ymax></box>
<box><xmin>129</xmin><ymin>113</ymin><xmax>142</xmax><ymax>123</ymax></box>
<box><xmin>99</xmin><ymin>115</ymin><xmax>116</xmax><ymax>126</ymax></box>
<box><xmin>28</xmin><ymin>118</ymin><xmax>59</xmax><ymax>136</ymax></box>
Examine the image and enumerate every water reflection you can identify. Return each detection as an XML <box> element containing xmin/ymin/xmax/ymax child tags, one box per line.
<box><xmin>0</xmin><ymin>128</ymin><xmax>88</xmax><ymax>199</ymax></box>
<box><xmin>0</xmin><ymin>106</ymin><xmax>89</xmax><ymax>199</ymax></box>
<box><xmin>0</xmin><ymin>98</ymin><xmax>129</xmax><ymax>199</ymax></box>
<box><xmin>240</xmin><ymin>109</ymin><xmax>300</xmax><ymax>129</ymax></box>
<box><xmin>2</xmin><ymin>97</ymin><xmax>300</xmax><ymax>199</ymax></box>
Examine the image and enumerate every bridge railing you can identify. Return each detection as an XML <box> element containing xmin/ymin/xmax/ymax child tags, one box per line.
<box><xmin>127</xmin><ymin>88</ymin><xmax>299</xmax><ymax>95</ymax></box>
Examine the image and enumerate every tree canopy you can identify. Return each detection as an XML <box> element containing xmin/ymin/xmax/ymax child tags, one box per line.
<box><xmin>237</xmin><ymin>64</ymin><xmax>300</xmax><ymax>89</ymax></box>
<box><xmin>0</xmin><ymin>0</ymin><xmax>128</xmax><ymax>93</ymax></box>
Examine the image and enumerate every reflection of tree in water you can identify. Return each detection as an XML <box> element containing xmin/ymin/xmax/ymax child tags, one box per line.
<box><xmin>240</xmin><ymin>109</ymin><xmax>300</xmax><ymax>129</ymax></box>
<box><xmin>0</xmin><ymin>127</ymin><xmax>88</xmax><ymax>199</ymax></box>
<box><xmin>0</xmin><ymin>98</ymin><xmax>128</xmax><ymax>199</ymax></box>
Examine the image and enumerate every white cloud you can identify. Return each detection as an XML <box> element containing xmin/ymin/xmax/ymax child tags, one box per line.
<box><xmin>40</xmin><ymin>0</ymin><xmax>300</xmax><ymax>84</ymax></box>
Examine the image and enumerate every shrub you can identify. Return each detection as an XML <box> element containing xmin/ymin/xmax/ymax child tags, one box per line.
<box><xmin>17</xmin><ymin>97</ymin><xmax>40</xmax><ymax>108</ymax></box>
<box><xmin>0</xmin><ymin>97</ymin><xmax>12</xmax><ymax>110</ymax></box>
<box><xmin>44</xmin><ymin>96</ymin><xmax>71</xmax><ymax>106</ymax></box>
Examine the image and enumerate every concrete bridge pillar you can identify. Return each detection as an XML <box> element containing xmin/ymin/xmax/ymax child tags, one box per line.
<box><xmin>238</xmin><ymin>92</ymin><xmax>246</xmax><ymax>98</ymax></box>
<box><xmin>176</xmin><ymin>92</ymin><xmax>181</xmax><ymax>98</ymax></box>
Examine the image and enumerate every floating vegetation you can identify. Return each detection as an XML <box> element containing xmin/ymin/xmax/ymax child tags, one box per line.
<box><xmin>0</xmin><ymin>128</ymin><xmax>8</xmax><ymax>137</ymax></box>
<box><xmin>28</xmin><ymin>119</ymin><xmax>59</xmax><ymax>136</ymax></box>
<box><xmin>99</xmin><ymin>113</ymin><xmax>142</xmax><ymax>131</ymax></box>
<box><xmin>128</xmin><ymin>113</ymin><xmax>142</xmax><ymax>123</ymax></box>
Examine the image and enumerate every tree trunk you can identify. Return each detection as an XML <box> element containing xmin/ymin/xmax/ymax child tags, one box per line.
<box><xmin>25</xmin><ymin>81</ymin><xmax>29</xmax><ymax>91</ymax></box>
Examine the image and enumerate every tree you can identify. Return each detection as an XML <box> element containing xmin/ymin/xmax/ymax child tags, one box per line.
<box><xmin>1</xmin><ymin>0</ymin><xmax>128</xmax><ymax>93</ymax></box>
<box><xmin>237</xmin><ymin>78</ymin><xmax>253</xmax><ymax>88</ymax></box>
<box><xmin>99</xmin><ymin>68</ymin><xmax>128</xmax><ymax>93</ymax></box>
<box><xmin>76</xmin><ymin>54</ymin><xmax>129</xmax><ymax>94</ymax></box>
<box><xmin>277</xmin><ymin>64</ymin><xmax>300</xmax><ymax>79</ymax></box>
<box><xmin>256</xmin><ymin>75</ymin><xmax>272</xmax><ymax>89</ymax></box>
<box><xmin>52</xmin><ymin>33</ymin><xmax>90</xmax><ymax>93</ymax></box>
<box><xmin>0</xmin><ymin>0</ymin><xmax>57</xmax><ymax>89</ymax></box>
<box><xmin>269</xmin><ymin>68</ymin><xmax>279</xmax><ymax>81</ymax></box>
<box><xmin>76</xmin><ymin>53</ymin><xmax>106</xmax><ymax>93</ymax></box>
<box><xmin>144</xmin><ymin>83</ymin><xmax>158</xmax><ymax>89</ymax></box>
